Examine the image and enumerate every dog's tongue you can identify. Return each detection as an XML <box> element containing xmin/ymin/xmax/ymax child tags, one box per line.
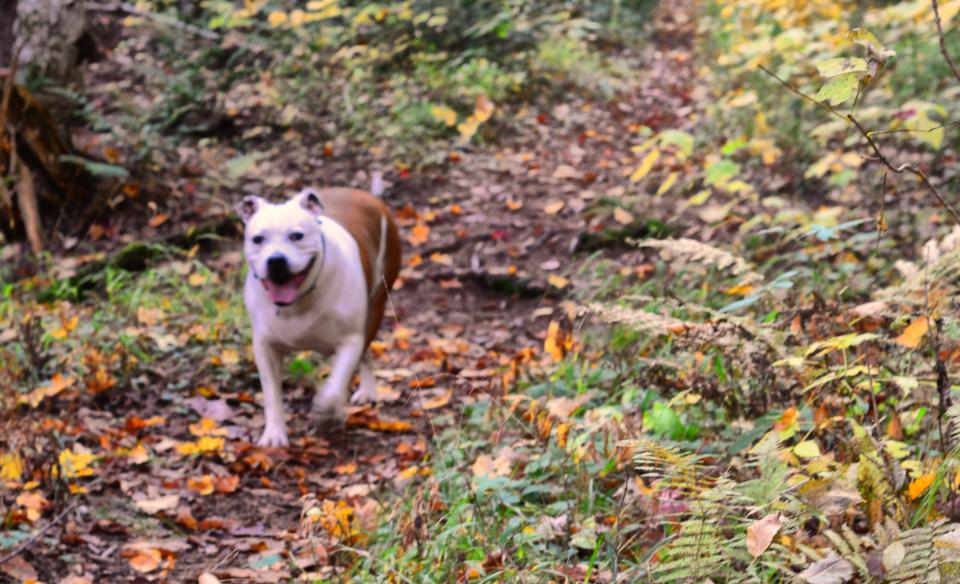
<box><xmin>262</xmin><ymin>275</ymin><xmax>305</xmax><ymax>305</ymax></box>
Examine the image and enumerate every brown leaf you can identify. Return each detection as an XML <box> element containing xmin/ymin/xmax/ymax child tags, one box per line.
<box><xmin>420</xmin><ymin>389</ymin><xmax>452</xmax><ymax>410</ymax></box>
<box><xmin>746</xmin><ymin>513</ymin><xmax>782</xmax><ymax>558</ymax></box>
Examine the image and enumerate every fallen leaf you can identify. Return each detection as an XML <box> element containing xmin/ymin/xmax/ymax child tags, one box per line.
<box><xmin>546</xmin><ymin>394</ymin><xmax>591</xmax><ymax>418</ymax></box>
<box><xmin>895</xmin><ymin>316</ymin><xmax>928</xmax><ymax>349</ymax></box>
<box><xmin>430</xmin><ymin>105</ymin><xmax>457</xmax><ymax>126</ymax></box>
<box><xmin>630</xmin><ymin>148</ymin><xmax>661</xmax><ymax>182</ymax></box>
<box><xmin>188</xmin><ymin>475</ymin><xmax>215</xmax><ymax>496</ymax></box>
<box><xmin>134</xmin><ymin>494</ymin><xmax>180</xmax><ymax>515</ymax></box>
<box><xmin>189</xmin><ymin>418</ymin><xmax>229</xmax><ymax>437</ymax></box>
<box><xmin>335</xmin><ymin>463</ymin><xmax>358</xmax><ymax>475</ymax></box>
<box><xmin>882</xmin><ymin>541</ymin><xmax>906</xmax><ymax>572</ymax></box>
<box><xmin>505</xmin><ymin>198</ymin><xmax>523</xmax><ymax>211</ymax></box>
<box><xmin>746</xmin><ymin>513</ymin><xmax>782</xmax><ymax>558</ymax></box>
<box><xmin>420</xmin><ymin>389</ymin><xmax>452</xmax><ymax>410</ymax></box>
<box><xmin>793</xmin><ymin>440</ymin><xmax>821</xmax><ymax>459</ymax></box>
<box><xmin>199</xmin><ymin>573</ymin><xmax>222</xmax><ymax>584</ymax></box>
<box><xmin>908</xmin><ymin>471</ymin><xmax>936</xmax><ymax>500</ymax></box>
<box><xmin>613</xmin><ymin>207</ymin><xmax>634</xmax><ymax>225</ymax></box>
<box><xmin>798</xmin><ymin>554</ymin><xmax>853</xmax><ymax>584</ymax></box>
<box><xmin>408</xmin><ymin>223</ymin><xmax>430</xmax><ymax>246</ymax></box>
<box><xmin>430</xmin><ymin>252</ymin><xmax>453</xmax><ymax>266</ymax></box>
<box><xmin>148</xmin><ymin>214</ymin><xmax>169</xmax><ymax>228</ymax></box>
<box><xmin>471</xmin><ymin>447</ymin><xmax>516</xmax><ymax>479</ymax></box>
<box><xmin>215</xmin><ymin>475</ymin><xmax>240</xmax><ymax>494</ymax></box>
<box><xmin>128</xmin><ymin>548</ymin><xmax>162</xmax><ymax>573</ymax></box>
<box><xmin>553</xmin><ymin>165</ymin><xmax>579</xmax><ymax>179</ymax></box>
<box><xmin>547</xmin><ymin>275</ymin><xmax>569</xmax><ymax>289</ymax></box>
<box><xmin>543</xmin><ymin>200</ymin><xmax>565</xmax><ymax>215</ymax></box>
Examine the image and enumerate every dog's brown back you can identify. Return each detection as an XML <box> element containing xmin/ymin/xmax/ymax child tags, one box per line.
<box><xmin>315</xmin><ymin>188</ymin><xmax>402</xmax><ymax>345</ymax></box>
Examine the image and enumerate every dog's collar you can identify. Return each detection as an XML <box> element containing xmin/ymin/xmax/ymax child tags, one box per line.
<box><xmin>273</xmin><ymin>229</ymin><xmax>326</xmax><ymax>312</ymax></box>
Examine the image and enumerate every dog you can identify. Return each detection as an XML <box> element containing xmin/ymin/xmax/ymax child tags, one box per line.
<box><xmin>237</xmin><ymin>186</ymin><xmax>401</xmax><ymax>447</ymax></box>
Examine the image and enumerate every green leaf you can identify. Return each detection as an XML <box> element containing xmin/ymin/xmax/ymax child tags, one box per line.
<box><xmin>901</xmin><ymin>100</ymin><xmax>947</xmax><ymax>150</ymax></box>
<box><xmin>814</xmin><ymin>73</ymin><xmax>859</xmax><ymax>106</ymax></box>
<box><xmin>658</xmin><ymin>130</ymin><xmax>695</xmax><ymax>160</ymax></box>
<box><xmin>816</xmin><ymin>57</ymin><xmax>868</xmax><ymax>78</ymax></box>
<box><xmin>793</xmin><ymin>440</ymin><xmax>821</xmax><ymax>459</ymax></box>
<box><xmin>645</xmin><ymin>402</ymin><xmax>684</xmax><ymax>440</ymax></box>
<box><xmin>704</xmin><ymin>159</ymin><xmax>740</xmax><ymax>187</ymax></box>
<box><xmin>59</xmin><ymin>155</ymin><xmax>129</xmax><ymax>178</ymax></box>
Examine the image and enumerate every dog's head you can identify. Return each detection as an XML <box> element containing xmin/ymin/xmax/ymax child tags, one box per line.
<box><xmin>237</xmin><ymin>189</ymin><xmax>326</xmax><ymax>306</ymax></box>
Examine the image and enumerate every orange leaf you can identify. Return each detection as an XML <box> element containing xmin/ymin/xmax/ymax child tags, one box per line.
<box><xmin>908</xmin><ymin>471</ymin><xmax>936</xmax><ymax>500</ymax></box>
<box><xmin>408</xmin><ymin>223</ymin><xmax>430</xmax><ymax>246</ymax></box>
<box><xmin>335</xmin><ymin>463</ymin><xmax>358</xmax><ymax>475</ymax></box>
<box><xmin>188</xmin><ymin>475</ymin><xmax>215</xmax><ymax>496</ymax></box>
<box><xmin>420</xmin><ymin>389</ymin><xmax>452</xmax><ymax>410</ymax></box>
<box><xmin>896</xmin><ymin>316</ymin><xmax>929</xmax><ymax>349</ymax></box>
<box><xmin>215</xmin><ymin>475</ymin><xmax>240</xmax><ymax>494</ymax></box>
<box><xmin>367</xmin><ymin>420</ymin><xmax>412</xmax><ymax>432</ymax></box>
<box><xmin>148</xmin><ymin>214</ymin><xmax>168</xmax><ymax>228</ymax></box>
<box><xmin>775</xmin><ymin>407</ymin><xmax>798</xmax><ymax>431</ymax></box>
<box><xmin>128</xmin><ymin>548</ymin><xmax>162</xmax><ymax>573</ymax></box>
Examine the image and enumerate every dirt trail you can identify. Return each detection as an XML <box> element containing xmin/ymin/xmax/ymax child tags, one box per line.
<box><xmin>2</xmin><ymin>2</ymin><xmax>704</xmax><ymax>581</ymax></box>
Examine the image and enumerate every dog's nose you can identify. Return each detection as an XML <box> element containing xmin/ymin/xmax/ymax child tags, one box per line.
<box><xmin>266</xmin><ymin>254</ymin><xmax>290</xmax><ymax>280</ymax></box>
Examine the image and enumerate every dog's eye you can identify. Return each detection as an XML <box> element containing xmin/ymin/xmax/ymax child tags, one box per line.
<box><xmin>289</xmin><ymin>232</ymin><xmax>304</xmax><ymax>242</ymax></box>
<box><xmin>252</xmin><ymin>235</ymin><xmax>265</xmax><ymax>245</ymax></box>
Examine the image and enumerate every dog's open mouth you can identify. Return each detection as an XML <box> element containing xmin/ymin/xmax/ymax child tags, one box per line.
<box><xmin>261</xmin><ymin>257</ymin><xmax>315</xmax><ymax>305</ymax></box>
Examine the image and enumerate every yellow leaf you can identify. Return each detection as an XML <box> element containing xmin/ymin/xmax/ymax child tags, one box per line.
<box><xmin>656</xmin><ymin>172</ymin><xmax>679</xmax><ymax>196</ymax></box>
<box><xmin>55</xmin><ymin>447</ymin><xmax>96</xmax><ymax>478</ymax></box>
<box><xmin>723</xmin><ymin>282</ymin><xmax>754</xmax><ymax>295</ymax></box>
<box><xmin>473</xmin><ymin>94</ymin><xmax>495</xmax><ymax>123</ymax></box>
<box><xmin>630</xmin><ymin>149</ymin><xmax>660</xmax><ymax>183</ymax></box>
<box><xmin>793</xmin><ymin>440</ymin><xmax>821</xmax><ymax>459</ymax></box>
<box><xmin>430</xmin><ymin>105</ymin><xmax>457</xmax><ymax>127</ymax></box>
<box><xmin>0</xmin><ymin>453</ymin><xmax>24</xmax><ymax>483</ymax></box>
<box><xmin>128</xmin><ymin>443</ymin><xmax>149</xmax><ymax>465</ymax></box>
<box><xmin>335</xmin><ymin>463</ymin><xmax>358</xmax><ymax>475</ymax></box>
<box><xmin>188</xmin><ymin>475</ymin><xmax>215</xmax><ymax>496</ymax></box>
<box><xmin>289</xmin><ymin>8</ymin><xmax>306</xmax><ymax>26</ymax></box>
<box><xmin>543</xmin><ymin>320</ymin><xmax>572</xmax><ymax>361</ymax></box>
<box><xmin>457</xmin><ymin>116</ymin><xmax>481</xmax><ymax>141</ymax></box>
<box><xmin>188</xmin><ymin>273</ymin><xmax>207</xmax><ymax>286</ymax></box>
<box><xmin>189</xmin><ymin>418</ymin><xmax>228</xmax><ymax>437</ymax></box>
<box><xmin>613</xmin><ymin>207</ymin><xmax>634</xmax><ymax>225</ymax></box>
<box><xmin>896</xmin><ymin>316</ymin><xmax>928</xmax><ymax>349</ymax></box>
<box><xmin>547</xmin><ymin>275</ymin><xmax>569</xmax><ymax>289</ymax></box>
<box><xmin>909</xmin><ymin>471</ymin><xmax>936</xmax><ymax>500</ymax></box>
<box><xmin>267</xmin><ymin>10</ymin><xmax>287</xmax><ymax>26</ymax></box>
<box><xmin>430</xmin><ymin>252</ymin><xmax>453</xmax><ymax>266</ymax></box>
<box><xmin>306</xmin><ymin>0</ymin><xmax>336</xmax><ymax>10</ymax></box>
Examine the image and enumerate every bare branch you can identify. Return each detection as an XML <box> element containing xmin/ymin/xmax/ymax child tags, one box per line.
<box><xmin>932</xmin><ymin>0</ymin><xmax>960</xmax><ymax>85</ymax></box>
<box><xmin>758</xmin><ymin>65</ymin><xmax>960</xmax><ymax>227</ymax></box>
<box><xmin>847</xmin><ymin>114</ymin><xmax>960</xmax><ymax>227</ymax></box>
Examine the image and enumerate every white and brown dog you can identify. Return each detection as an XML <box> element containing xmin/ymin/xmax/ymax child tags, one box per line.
<box><xmin>237</xmin><ymin>187</ymin><xmax>401</xmax><ymax>447</ymax></box>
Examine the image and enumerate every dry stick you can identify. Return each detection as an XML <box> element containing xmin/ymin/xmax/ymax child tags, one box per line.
<box><xmin>758</xmin><ymin>65</ymin><xmax>960</xmax><ymax>228</ymax></box>
<box><xmin>0</xmin><ymin>502</ymin><xmax>77</xmax><ymax>567</ymax></box>
<box><xmin>932</xmin><ymin>0</ymin><xmax>960</xmax><ymax>85</ymax></box>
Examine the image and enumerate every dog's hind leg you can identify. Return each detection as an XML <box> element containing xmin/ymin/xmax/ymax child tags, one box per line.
<box><xmin>351</xmin><ymin>355</ymin><xmax>377</xmax><ymax>404</ymax></box>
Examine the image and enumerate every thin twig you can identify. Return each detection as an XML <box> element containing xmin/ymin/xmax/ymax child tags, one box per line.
<box><xmin>846</xmin><ymin>114</ymin><xmax>960</xmax><ymax>227</ymax></box>
<box><xmin>757</xmin><ymin>65</ymin><xmax>960</xmax><ymax>227</ymax></box>
<box><xmin>932</xmin><ymin>0</ymin><xmax>960</xmax><ymax>85</ymax></box>
<box><xmin>0</xmin><ymin>502</ymin><xmax>77</xmax><ymax>566</ymax></box>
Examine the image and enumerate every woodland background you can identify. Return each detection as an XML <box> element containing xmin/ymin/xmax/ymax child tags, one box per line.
<box><xmin>2</xmin><ymin>0</ymin><xmax>960</xmax><ymax>582</ymax></box>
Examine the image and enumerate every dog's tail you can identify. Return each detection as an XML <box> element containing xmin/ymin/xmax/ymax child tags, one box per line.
<box><xmin>370</xmin><ymin>171</ymin><xmax>384</xmax><ymax>197</ymax></box>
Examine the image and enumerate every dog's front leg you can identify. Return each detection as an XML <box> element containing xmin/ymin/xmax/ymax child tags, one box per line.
<box><xmin>253</xmin><ymin>338</ymin><xmax>289</xmax><ymax>447</ymax></box>
<box><xmin>312</xmin><ymin>333</ymin><xmax>364</xmax><ymax>422</ymax></box>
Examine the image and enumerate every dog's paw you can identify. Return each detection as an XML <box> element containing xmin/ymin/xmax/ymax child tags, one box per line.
<box><xmin>311</xmin><ymin>395</ymin><xmax>346</xmax><ymax>422</ymax></box>
<box><xmin>256</xmin><ymin>426</ymin><xmax>289</xmax><ymax>448</ymax></box>
<box><xmin>350</xmin><ymin>386</ymin><xmax>377</xmax><ymax>404</ymax></box>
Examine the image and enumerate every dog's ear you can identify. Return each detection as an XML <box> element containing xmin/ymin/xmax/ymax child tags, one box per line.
<box><xmin>236</xmin><ymin>195</ymin><xmax>264</xmax><ymax>224</ymax></box>
<box><xmin>294</xmin><ymin>188</ymin><xmax>324</xmax><ymax>217</ymax></box>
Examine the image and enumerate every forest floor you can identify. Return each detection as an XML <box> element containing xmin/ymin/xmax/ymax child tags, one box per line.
<box><xmin>0</xmin><ymin>1</ymin><xmax>710</xmax><ymax>582</ymax></box>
